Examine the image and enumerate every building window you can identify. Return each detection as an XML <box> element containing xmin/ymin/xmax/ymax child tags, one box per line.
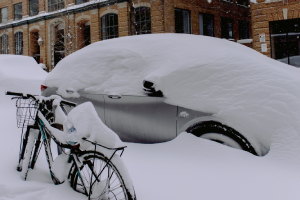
<box><xmin>221</xmin><ymin>17</ymin><xmax>234</xmax><ymax>39</ymax></box>
<box><xmin>76</xmin><ymin>0</ymin><xmax>89</xmax><ymax>5</ymax></box>
<box><xmin>270</xmin><ymin>19</ymin><xmax>300</xmax><ymax>67</ymax></box>
<box><xmin>135</xmin><ymin>7</ymin><xmax>151</xmax><ymax>34</ymax></box>
<box><xmin>101</xmin><ymin>13</ymin><xmax>118</xmax><ymax>40</ymax></box>
<box><xmin>239</xmin><ymin>21</ymin><xmax>249</xmax><ymax>39</ymax></box>
<box><xmin>237</xmin><ymin>0</ymin><xmax>249</xmax><ymax>6</ymax></box>
<box><xmin>0</xmin><ymin>7</ymin><xmax>8</xmax><ymax>24</ymax></box>
<box><xmin>175</xmin><ymin>8</ymin><xmax>190</xmax><ymax>34</ymax></box>
<box><xmin>29</xmin><ymin>0</ymin><xmax>39</xmax><ymax>16</ymax></box>
<box><xmin>199</xmin><ymin>13</ymin><xmax>214</xmax><ymax>37</ymax></box>
<box><xmin>14</xmin><ymin>3</ymin><xmax>22</xmax><ymax>21</ymax></box>
<box><xmin>1</xmin><ymin>34</ymin><xmax>9</xmax><ymax>54</ymax></box>
<box><xmin>15</xmin><ymin>32</ymin><xmax>23</xmax><ymax>55</ymax></box>
<box><xmin>48</xmin><ymin>0</ymin><xmax>64</xmax><ymax>12</ymax></box>
<box><xmin>54</xmin><ymin>24</ymin><xmax>65</xmax><ymax>66</ymax></box>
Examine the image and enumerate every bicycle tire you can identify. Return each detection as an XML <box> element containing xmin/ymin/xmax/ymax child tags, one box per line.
<box><xmin>69</xmin><ymin>151</ymin><xmax>136</xmax><ymax>200</ymax></box>
<box><xmin>20</xmin><ymin>129</ymin><xmax>38</xmax><ymax>180</ymax></box>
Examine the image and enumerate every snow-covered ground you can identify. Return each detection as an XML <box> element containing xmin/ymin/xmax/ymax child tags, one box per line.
<box><xmin>2</xmin><ymin>54</ymin><xmax>300</xmax><ymax>200</ymax></box>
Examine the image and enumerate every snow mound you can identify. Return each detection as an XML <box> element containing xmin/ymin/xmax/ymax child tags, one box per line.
<box><xmin>64</xmin><ymin>102</ymin><xmax>123</xmax><ymax>149</ymax></box>
<box><xmin>0</xmin><ymin>55</ymin><xmax>47</xmax><ymax>94</ymax></box>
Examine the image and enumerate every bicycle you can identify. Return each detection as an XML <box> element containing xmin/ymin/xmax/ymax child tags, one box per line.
<box><xmin>6</xmin><ymin>91</ymin><xmax>136</xmax><ymax>200</ymax></box>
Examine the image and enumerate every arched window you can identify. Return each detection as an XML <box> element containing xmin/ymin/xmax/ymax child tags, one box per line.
<box><xmin>15</xmin><ymin>32</ymin><xmax>23</xmax><ymax>55</ymax></box>
<box><xmin>135</xmin><ymin>7</ymin><xmax>151</xmax><ymax>34</ymax></box>
<box><xmin>101</xmin><ymin>13</ymin><xmax>118</xmax><ymax>40</ymax></box>
<box><xmin>1</xmin><ymin>34</ymin><xmax>9</xmax><ymax>54</ymax></box>
<box><xmin>54</xmin><ymin>23</ymin><xmax>65</xmax><ymax>66</ymax></box>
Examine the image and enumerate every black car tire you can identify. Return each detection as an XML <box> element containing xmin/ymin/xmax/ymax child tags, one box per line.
<box><xmin>186</xmin><ymin>121</ymin><xmax>257</xmax><ymax>155</ymax></box>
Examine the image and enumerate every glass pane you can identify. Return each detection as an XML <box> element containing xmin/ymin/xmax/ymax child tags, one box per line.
<box><xmin>183</xmin><ymin>10</ymin><xmax>190</xmax><ymax>34</ymax></box>
<box><xmin>141</xmin><ymin>7</ymin><xmax>146</xmax><ymax>21</ymax></box>
<box><xmin>287</xmin><ymin>33</ymin><xmax>300</xmax><ymax>67</ymax></box>
<box><xmin>135</xmin><ymin>8</ymin><xmax>140</xmax><ymax>22</ymax></box>
<box><xmin>228</xmin><ymin>21</ymin><xmax>233</xmax><ymax>39</ymax></box>
<box><xmin>109</xmin><ymin>14</ymin><xmax>114</xmax><ymax>27</ymax></box>
<box><xmin>1</xmin><ymin>7</ymin><xmax>8</xmax><ymax>23</ymax></box>
<box><xmin>29</xmin><ymin>0</ymin><xmax>39</xmax><ymax>16</ymax></box>
<box><xmin>175</xmin><ymin>9</ymin><xmax>184</xmax><ymax>33</ymax></box>
<box><xmin>14</xmin><ymin>3</ymin><xmax>22</xmax><ymax>20</ymax></box>
<box><xmin>199</xmin><ymin>13</ymin><xmax>204</xmax><ymax>35</ymax></box>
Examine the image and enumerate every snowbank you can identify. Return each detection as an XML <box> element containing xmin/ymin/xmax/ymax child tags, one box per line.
<box><xmin>0</xmin><ymin>55</ymin><xmax>47</xmax><ymax>94</ymax></box>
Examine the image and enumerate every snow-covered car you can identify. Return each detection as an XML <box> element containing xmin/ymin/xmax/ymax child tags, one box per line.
<box><xmin>41</xmin><ymin>34</ymin><xmax>300</xmax><ymax>156</ymax></box>
<box><xmin>0</xmin><ymin>55</ymin><xmax>47</xmax><ymax>94</ymax></box>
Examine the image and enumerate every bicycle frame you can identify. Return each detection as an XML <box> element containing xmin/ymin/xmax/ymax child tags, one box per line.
<box><xmin>7</xmin><ymin>92</ymin><xmax>130</xmax><ymax>199</ymax></box>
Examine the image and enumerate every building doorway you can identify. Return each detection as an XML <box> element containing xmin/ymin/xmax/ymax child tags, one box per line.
<box><xmin>270</xmin><ymin>18</ymin><xmax>300</xmax><ymax>67</ymax></box>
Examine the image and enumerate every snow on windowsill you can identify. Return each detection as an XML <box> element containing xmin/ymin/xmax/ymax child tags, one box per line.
<box><xmin>237</xmin><ymin>39</ymin><xmax>253</xmax><ymax>44</ymax></box>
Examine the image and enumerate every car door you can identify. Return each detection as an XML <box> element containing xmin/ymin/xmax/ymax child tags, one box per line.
<box><xmin>104</xmin><ymin>94</ymin><xmax>177</xmax><ymax>143</ymax></box>
<box><xmin>62</xmin><ymin>91</ymin><xmax>105</xmax><ymax>122</ymax></box>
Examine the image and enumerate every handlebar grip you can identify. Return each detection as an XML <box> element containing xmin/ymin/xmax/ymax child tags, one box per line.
<box><xmin>61</xmin><ymin>100</ymin><xmax>76</xmax><ymax>107</ymax></box>
<box><xmin>5</xmin><ymin>91</ymin><xmax>23</xmax><ymax>96</ymax></box>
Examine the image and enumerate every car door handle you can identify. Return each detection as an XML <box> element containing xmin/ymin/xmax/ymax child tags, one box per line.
<box><xmin>107</xmin><ymin>94</ymin><xmax>121</xmax><ymax>99</ymax></box>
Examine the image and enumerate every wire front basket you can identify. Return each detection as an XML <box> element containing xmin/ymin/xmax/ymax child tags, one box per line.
<box><xmin>16</xmin><ymin>98</ymin><xmax>38</xmax><ymax>128</ymax></box>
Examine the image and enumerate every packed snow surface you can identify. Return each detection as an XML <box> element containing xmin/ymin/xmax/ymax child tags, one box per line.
<box><xmin>1</xmin><ymin>51</ymin><xmax>300</xmax><ymax>199</ymax></box>
<box><xmin>45</xmin><ymin>33</ymin><xmax>300</xmax><ymax>155</ymax></box>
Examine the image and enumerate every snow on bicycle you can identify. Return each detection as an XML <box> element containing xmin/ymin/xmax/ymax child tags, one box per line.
<box><xmin>6</xmin><ymin>91</ymin><xmax>136</xmax><ymax>200</ymax></box>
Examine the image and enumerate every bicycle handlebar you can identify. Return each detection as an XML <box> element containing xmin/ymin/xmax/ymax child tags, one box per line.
<box><xmin>60</xmin><ymin>100</ymin><xmax>76</xmax><ymax>107</ymax></box>
<box><xmin>5</xmin><ymin>91</ymin><xmax>76</xmax><ymax>107</ymax></box>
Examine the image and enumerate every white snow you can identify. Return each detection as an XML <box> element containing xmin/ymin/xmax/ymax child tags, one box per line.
<box><xmin>0</xmin><ymin>55</ymin><xmax>47</xmax><ymax>94</ymax></box>
<box><xmin>64</xmin><ymin>102</ymin><xmax>124</xmax><ymax>149</ymax></box>
<box><xmin>1</xmin><ymin>36</ymin><xmax>300</xmax><ymax>200</ymax></box>
<box><xmin>44</xmin><ymin>33</ymin><xmax>300</xmax><ymax>156</ymax></box>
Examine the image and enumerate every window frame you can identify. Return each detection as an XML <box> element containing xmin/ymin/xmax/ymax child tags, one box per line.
<box><xmin>14</xmin><ymin>3</ymin><xmax>23</xmax><ymax>21</ymax></box>
<box><xmin>29</xmin><ymin>0</ymin><xmax>39</xmax><ymax>16</ymax></box>
<box><xmin>0</xmin><ymin>7</ymin><xmax>8</xmax><ymax>24</ymax></box>
<box><xmin>15</xmin><ymin>32</ymin><xmax>23</xmax><ymax>55</ymax></box>
<box><xmin>221</xmin><ymin>17</ymin><xmax>234</xmax><ymax>39</ymax></box>
<box><xmin>135</xmin><ymin>7</ymin><xmax>151</xmax><ymax>35</ymax></box>
<box><xmin>238</xmin><ymin>20</ymin><xmax>249</xmax><ymax>40</ymax></box>
<box><xmin>175</xmin><ymin>8</ymin><xmax>191</xmax><ymax>34</ymax></box>
<box><xmin>199</xmin><ymin>13</ymin><xmax>214</xmax><ymax>37</ymax></box>
<box><xmin>1</xmin><ymin>34</ymin><xmax>9</xmax><ymax>54</ymax></box>
<box><xmin>75</xmin><ymin>0</ymin><xmax>89</xmax><ymax>5</ymax></box>
<box><xmin>48</xmin><ymin>0</ymin><xmax>65</xmax><ymax>12</ymax></box>
<box><xmin>101</xmin><ymin>13</ymin><xmax>119</xmax><ymax>40</ymax></box>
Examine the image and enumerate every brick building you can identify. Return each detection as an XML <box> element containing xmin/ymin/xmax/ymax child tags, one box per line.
<box><xmin>0</xmin><ymin>0</ymin><xmax>251</xmax><ymax>71</ymax></box>
<box><xmin>251</xmin><ymin>0</ymin><xmax>300</xmax><ymax>67</ymax></box>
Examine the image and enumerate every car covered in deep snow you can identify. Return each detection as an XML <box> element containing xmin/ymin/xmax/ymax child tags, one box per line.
<box><xmin>41</xmin><ymin>34</ymin><xmax>300</xmax><ymax>156</ymax></box>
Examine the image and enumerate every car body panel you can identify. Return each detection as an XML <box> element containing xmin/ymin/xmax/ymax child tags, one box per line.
<box><xmin>104</xmin><ymin>94</ymin><xmax>177</xmax><ymax>143</ymax></box>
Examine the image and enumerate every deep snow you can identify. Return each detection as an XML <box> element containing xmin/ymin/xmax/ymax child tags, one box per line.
<box><xmin>44</xmin><ymin>34</ymin><xmax>300</xmax><ymax>156</ymax></box>
<box><xmin>2</xmin><ymin>42</ymin><xmax>300</xmax><ymax>200</ymax></box>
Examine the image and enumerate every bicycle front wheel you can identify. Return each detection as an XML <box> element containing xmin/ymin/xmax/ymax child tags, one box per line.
<box><xmin>69</xmin><ymin>151</ymin><xmax>135</xmax><ymax>200</ymax></box>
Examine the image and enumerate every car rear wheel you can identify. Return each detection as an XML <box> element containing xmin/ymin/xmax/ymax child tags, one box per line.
<box><xmin>186</xmin><ymin>121</ymin><xmax>257</xmax><ymax>155</ymax></box>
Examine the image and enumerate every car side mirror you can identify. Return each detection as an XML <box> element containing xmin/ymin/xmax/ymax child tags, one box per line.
<box><xmin>143</xmin><ymin>80</ymin><xmax>155</xmax><ymax>92</ymax></box>
<box><xmin>143</xmin><ymin>80</ymin><xmax>163</xmax><ymax>97</ymax></box>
